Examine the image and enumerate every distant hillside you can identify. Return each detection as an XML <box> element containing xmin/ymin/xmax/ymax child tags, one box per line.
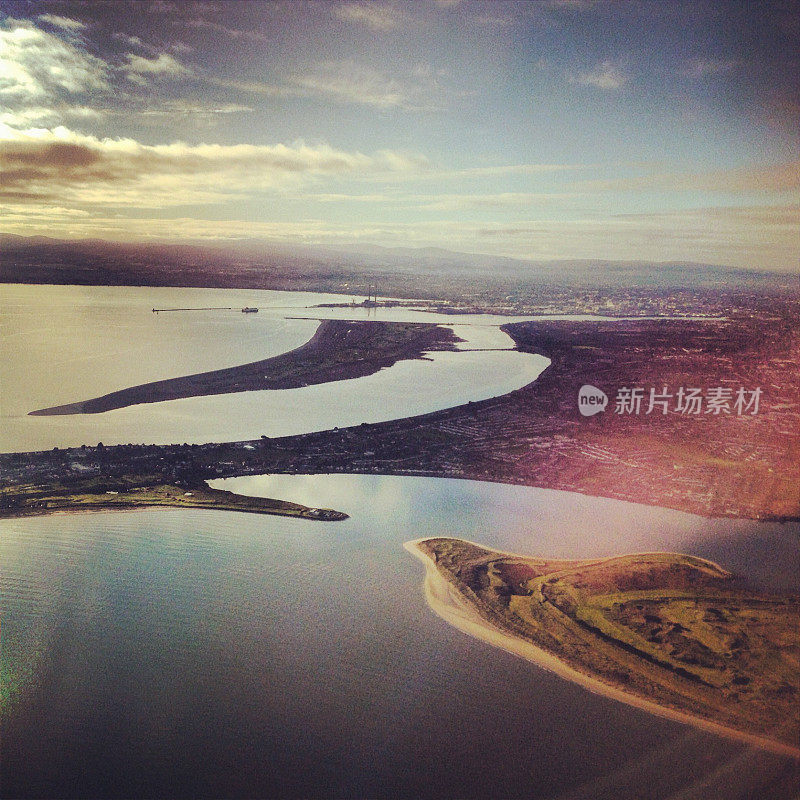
<box><xmin>0</xmin><ymin>234</ymin><xmax>796</xmax><ymax>297</ymax></box>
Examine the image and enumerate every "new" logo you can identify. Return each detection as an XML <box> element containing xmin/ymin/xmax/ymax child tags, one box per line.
<box><xmin>577</xmin><ymin>384</ymin><xmax>608</xmax><ymax>416</ymax></box>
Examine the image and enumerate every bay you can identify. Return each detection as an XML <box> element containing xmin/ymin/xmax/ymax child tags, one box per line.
<box><xmin>1</xmin><ymin>475</ymin><xmax>797</xmax><ymax>798</ymax></box>
<box><xmin>0</xmin><ymin>283</ymin><xmax>548</xmax><ymax>453</ymax></box>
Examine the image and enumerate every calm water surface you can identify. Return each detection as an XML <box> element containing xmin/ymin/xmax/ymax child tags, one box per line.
<box><xmin>0</xmin><ymin>283</ymin><xmax>668</xmax><ymax>452</ymax></box>
<box><xmin>1</xmin><ymin>475</ymin><xmax>798</xmax><ymax>799</ymax></box>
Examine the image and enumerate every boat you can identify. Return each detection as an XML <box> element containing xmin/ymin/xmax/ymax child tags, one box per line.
<box><xmin>241</xmin><ymin>307</ymin><xmax>259</xmax><ymax>313</ymax></box>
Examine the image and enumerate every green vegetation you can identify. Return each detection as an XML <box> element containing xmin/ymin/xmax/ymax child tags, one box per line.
<box><xmin>0</xmin><ymin>479</ymin><xmax>348</xmax><ymax>522</ymax></box>
<box><xmin>418</xmin><ymin>537</ymin><xmax>800</xmax><ymax>750</ymax></box>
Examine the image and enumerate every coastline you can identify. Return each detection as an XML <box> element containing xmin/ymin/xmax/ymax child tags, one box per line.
<box><xmin>5</xmin><ymin>313</ymin><xmax>798</xmax><ymax>523</ymax></box>
<box><xmin>404</xmin><ymin>538</ymin><xmax>800</xmax><ymax>760</ymax></box>
<box><xmin>0</xmin><ymin>482</ymin><xmax>348</xmax><ymax>523</ymax></box>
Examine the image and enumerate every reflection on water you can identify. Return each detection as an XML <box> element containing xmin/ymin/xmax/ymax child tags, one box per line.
<box><xmin>215</xmin><ymin>474</ymin><xmax>800</xmax><ymax>594</ymax></box>
<box><xmin>2</xmin><ymin>475</ymin><xmax>798</xmax><ymax>798</ymax></box>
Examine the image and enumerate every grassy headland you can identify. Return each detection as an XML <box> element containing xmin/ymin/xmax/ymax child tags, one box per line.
<box><xmin>409</xmin><ymin>537</ymin><xmax>800</xmax><ymax>756</ymax></box>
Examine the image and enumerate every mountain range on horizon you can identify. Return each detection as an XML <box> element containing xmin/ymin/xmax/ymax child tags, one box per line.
<box><xmin>1</xmin><ymin>233</ymin><xmax>796</xmax><ymax>295</ymax></box>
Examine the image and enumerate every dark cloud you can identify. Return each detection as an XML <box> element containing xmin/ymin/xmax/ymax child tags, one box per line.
<box><xmin>0</xmin><ymin>129</ymin><xmax>425</xmax><ymax>206</ymax></box>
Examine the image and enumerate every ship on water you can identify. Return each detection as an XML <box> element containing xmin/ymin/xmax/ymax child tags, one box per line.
<box><xmin>241</xmin><ymin>307</ymin><xmax>259</xmax><ymax>313</ymax></box>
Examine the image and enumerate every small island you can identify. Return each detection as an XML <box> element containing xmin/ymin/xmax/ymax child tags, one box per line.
<box><xmin>407</xmin><ymin>537</ymin><xmax>800</xmax><ymax>757</ymax></box>
<box><xmin>0</xmin><ymin>478</ymin><xmax>348</xmax><ymax>522</ymax></box>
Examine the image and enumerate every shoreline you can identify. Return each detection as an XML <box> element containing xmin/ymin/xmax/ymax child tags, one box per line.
<box><xmin>404</xmin><ymin>538</ymin><xmax>800</xmax><ymax>760</ymax></box>
<box><xmin>4</xmin><ymin>313</ymin><xmax>798</xmax><ymax>523</ymax></box>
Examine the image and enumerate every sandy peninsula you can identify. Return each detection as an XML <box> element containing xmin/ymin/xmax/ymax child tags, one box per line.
<box><xmin>30</xmin><ymin>319</ymin><xmax>462</xmax><ymax>416</ymax></box>
<box><xmin>405</xmin><ymin>537</ymin><xmax>800</xmax><ymax>758</ymax></box>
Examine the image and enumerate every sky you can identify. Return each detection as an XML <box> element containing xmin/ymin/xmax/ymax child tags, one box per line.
<box><xmin>1</xmin><ymin>0</ymin><xmax>798</xmax><ymax>270</ymax></box>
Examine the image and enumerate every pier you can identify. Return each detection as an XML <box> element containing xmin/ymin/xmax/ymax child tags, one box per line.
<box><xmin>152</xmin><ymin>307</ymin><xmax>233</xmax><ymax>313</ymax></box>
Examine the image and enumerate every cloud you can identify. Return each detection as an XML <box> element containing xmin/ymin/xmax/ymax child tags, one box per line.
<box><xmin>569</xmin><ymin>60</ymin><xmax>628</xmax><ymax>90</ymax></box>
<box><xmin>574</xmin><ymin>161</ymin><xmax>800</xmax><ymax>194</ymax></box>
<box><xmin>410</xmin><ymin>192</ymin><xmax>577</xmax><ymax>211</ymax></box>
<box><xmin>186</xmin><ymin>18</ymin><xmax>271</xmax><ymax>43</ymax></box>
<box><xmin>113</xmin><ymin>32</ymin><xmax>145</xmax><ymax>48</ymax></box>
<box><xmin>145</xmin><ymin>0</ymin><xmax>179</xmax><ymax>12</ymax></box>
<box><xmin>0</xmin><ymin>105</ymin><xmax>103</xmax><ymax>128</ymax></box>
<box><xmin>440</xmin><ymin>163</ymin><xmax>586</xmax><ymax>178</ymax></box>
<box><xmin>0</xmin><ymin>210</ymin><xmax>344</xmax><ymax>242</ymax></box>
<box><xmin>215</xmin><ymin>60</ymin><xmax>441</xmax><ymax>110</ymax></box>
<box><xmin>333</xmin><ymin>2</ymin><xmax>404</xmax><ymax>31</ymax></box>
<box><xmin>544</xmin><ymin>0</ymin><xmax>603</xmax><ymax>8</ymax></box>
<box><xmin>124</xmin><ymin>52</ymin><xmax>191</xmax><ymax>83</ymax></box>
<box><xmin>680</xmin><ymin>58</ymin><xmax>737</xmax><ymax>78</ymax></box>
<box><xmin>0</xmin><ymin>125</ymin><xmax>427</xmax><ymax>208</ymax></box>
<box><xmin>37</xmin><ymin>14</ymin><xmax>87</xmax><ymax>32</ymax></box>
<box><xmin>375</xmin><ymin>161</ymin><xmax>589</xmax><ymax>184</ymax></box>
<box><xmin>4</xmin><ymin>204</ymin><xmax>795</xmax><ymax>272</ymax></box>
<box><xmin>471</xmin><ymin>11</ymin><xmax>516</xmax><ymax>29</ymax></box>
<box><xmin>301</xmin><ymin>190</ymin><xmax>577</xmax><ymax>210</ymax></box>
<box><xmin>0</xmin><ymin>18</ymin><xmax>109</xmax><ymax>102</ymax></box>
<box><xmin>138</xmin><ymin>100</ymin><xmax>253</xmax><ymax>117</ymax></box>
<box><xmin>464</xmin><ymin>205</ymin><xmax>800</xmax><ymax>270</ymax></box>
<box><xmin>288</xmin><ymin>61</ymin><xmax>417</xmax><ymax>109</ymax></box>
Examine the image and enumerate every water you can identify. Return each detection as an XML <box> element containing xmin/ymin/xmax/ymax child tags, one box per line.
<box><xmin>0</xmin><ymin>284</ymin><xmax>548</xmax><ymax>452</ymax></box>
<box><xmin>2</xmin><ymin>475</ymin><xmax>798</xmax><ymax>799</ymax></box>
<box><xmin>2</xmin><ymin>284</ymin><xmax>798</xmax><ymax>798</ymax></box>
